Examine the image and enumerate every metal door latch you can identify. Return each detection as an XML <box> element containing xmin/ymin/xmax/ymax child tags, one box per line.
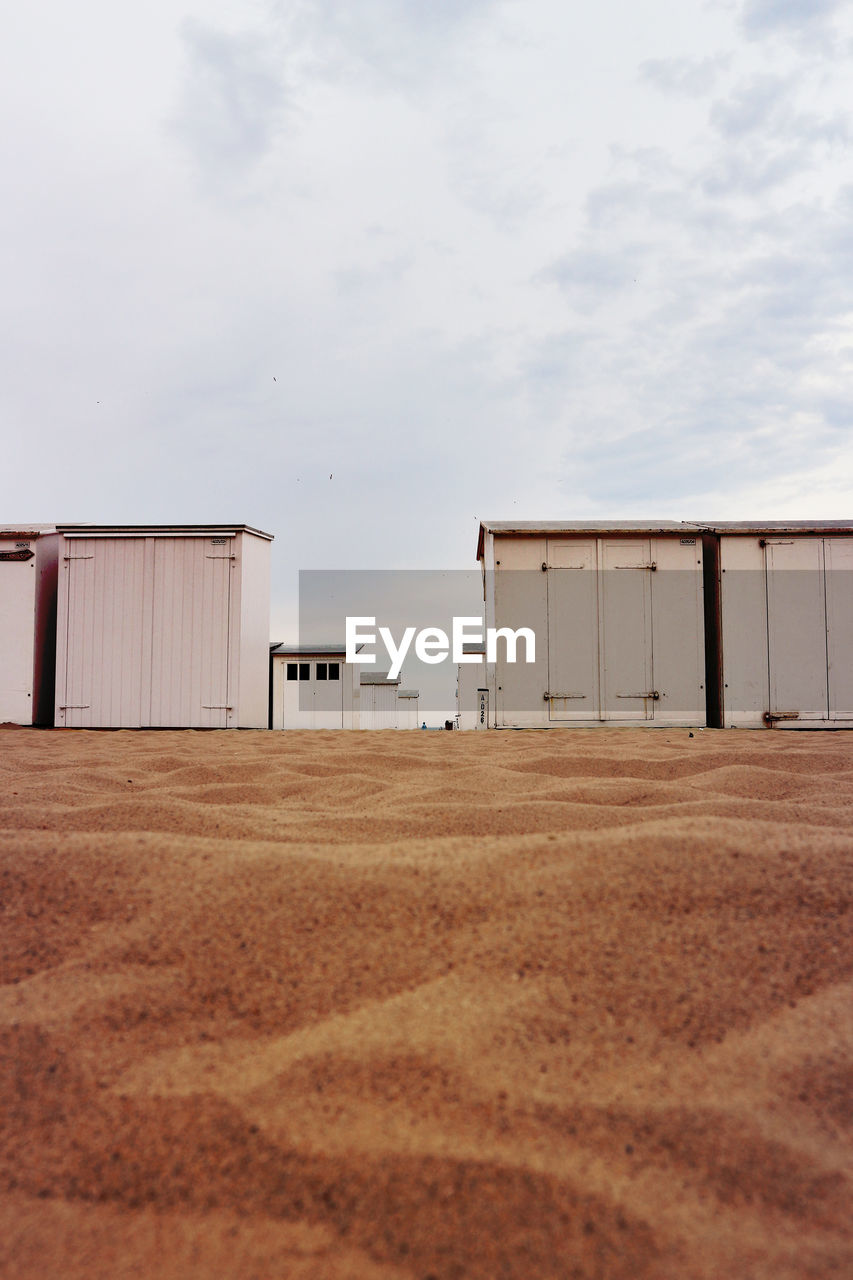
<box><xmin>616</xmin><ymin>691</ymin><xmax>660</xmax><ymax>700</ymax></box>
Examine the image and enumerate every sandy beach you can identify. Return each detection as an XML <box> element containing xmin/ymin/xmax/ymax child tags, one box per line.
<box><xmin>1</xmin><ymin>725</ymin><xmax>851</xmax><ymax>1279</ymax></box>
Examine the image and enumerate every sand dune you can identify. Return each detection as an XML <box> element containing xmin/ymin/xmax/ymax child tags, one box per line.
<box><xmin>1</xmin><ymin>726</ymin><xmax>851</xmax><ymax>1279</ymax></box>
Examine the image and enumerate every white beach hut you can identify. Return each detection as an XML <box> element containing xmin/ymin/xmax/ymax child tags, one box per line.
<box><xmin>396</xmin><ymin>688</ymin><xmax>421</xmax><ymax>729</ymax></box>
<box><xmin>358</xmin><ymin>670</ymin><xmax>400</xmax><ymax>729</ymax></box>
<box><xmin>477</xmin><ymin>521</ymin><xmax>707</xmax><ymax>729</ymax></box>
<box><xmin>706</xmin><ymin>521</ymin><xmax>853</xmax><ymax>729</ymax></box>
<box><xmin>456</xmin><ymin>641</ymin><xmax>487</xmax><ymax>730</ymax></box>
<box><xmin>0</xmin><ymin>526</ymin><xmax>59</xmax><ymax>725</ymax></box>
<box><xmin>54</xmin><ymin>524</ymin><xmax>272</xmax><ymax>728</ymax></box>
<box><xmin>269</xmin><ymin>644</ymin><xmax>358</xmax><ymax>729</ymax></box>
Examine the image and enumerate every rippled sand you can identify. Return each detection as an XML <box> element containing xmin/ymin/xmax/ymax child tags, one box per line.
<box><xmin>1</xmin><ymin>726</ymin><xmax>851</xmax><ymax>1279</ymax></box>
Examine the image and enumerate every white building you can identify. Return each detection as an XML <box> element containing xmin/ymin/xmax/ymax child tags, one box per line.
<box><xmin>708</xmin><ymin>522</ymin><xmax>853</xmax><ymax>729</ymax></box>
<box><xmin>358</xmin><ymin>670</ymin><xmax>401</xmax><ymax>729</ymax></box>
<box><xmin>0</xmin><ymin>526</ymin><xmax>59</xmax><ymax>725</ymax></box>
<box><xmin>477</xmin><ymin>521</ymin><xmax>707</xmax><ymax>729</ymax></box>
<box><xmin>477</xmin><ymin>518</ymin><xmax>853</xmax><ymax>730</ymax></box>
<box><xmin>397</xmin><ymin>688</ymin><xmax>421</xmax><ymax>729</ymax></box>
<box><xmin>269</xmin><ymin>645</ymin><xmax>358</xmax><ymax>729</ymax></box>
<box><xmin>270</xmin><ymin>648</ymin><xmax>419</xmax><ymax>729</ymax></box>
<box><xmin>54</xmin><ymin>524</ymin><xmax>272</xmax><ymax>728</ymax></box>
<box><xmin>456</xmin><ymin>641</ymin><xmax>487</xmax><ymax>730</ymax></box>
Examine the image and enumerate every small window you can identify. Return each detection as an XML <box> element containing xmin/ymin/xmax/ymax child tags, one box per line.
<box><xmin>328</xmin><ymin>662</ymin><xmax>340</xmax><ymax>680</ymax></box>
<box><xmin>299</xmin><ymin>663</ymin><xmax>310</xmax><ymax>681</ymax></box>
<box><xmin>286</xmin><ymin>663</ymin><xmax>298</xmax><ymax>682</ymax></box>
<box><xmin>316</xmin><ymin>663</ymin><xmax>327</xmax><ymax>680</ymax></box>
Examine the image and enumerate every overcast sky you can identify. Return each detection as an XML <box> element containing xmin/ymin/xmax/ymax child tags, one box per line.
<box><xmin>2</xmin><ymin>0</ymin><xmax>853</xmax><ymax>638</ymax></box>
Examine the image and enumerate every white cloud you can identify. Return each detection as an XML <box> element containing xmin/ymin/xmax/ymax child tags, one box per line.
<box><xmin>640</xmin><ymin>53</ymin><xmax>731</xmax><ymax>96</ymax></box>
<box><xmin>171</xmin><ymin>19</ymin><xmax>289</xmax><ymax>179</ymax></box>
<box><xmin>740</xmin><ymin>0</ymin><xmax>847</xmax><ymax>42</ymax></box>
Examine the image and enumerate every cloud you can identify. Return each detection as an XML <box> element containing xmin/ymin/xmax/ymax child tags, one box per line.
<box><xmin>527</xmin><ymin>94</ymin><xmax>853</xmax><ymax>513</ymax></box>
<box><xmin>699</xmin><ymin>145</ymin><xmax>812</xmax><ymax>196</ymax></box>
<box><xmin>740</xmin><ymin>0</ymin><xmax>846</xmax><ymax>42</ymax></box>
<box><xmin>707</xmin><ymin>71</ymin><xmax>851</xmax><ymax>148</ymax></box>
<box><xmin>545</xmin><ymin>246</ymin><xmax>644</xmax><ymax>304</ymax></box>
<box><xmin>171</xmin><ymin>19</ymin><xmax>288</xmax><ymax>179</ymax></box>
<box><xmin>697</xmin><ymin>65</ymin><xmax>853</xmax><ymax>195</ymax></box>
<box><xmin>334</xmin><ymin>252</ymin><xmax>414</xmax><ymax>298</ymax></box>
<box><xmin>708</xmin><ymin>72</ymin><xmax>790</xmax><ymax>136</ymax></box>
<box><xmin>640</xmin><ymin>53</ymin><xmax>731</xmax><ymax>97</ymax></box>
<box><xmin>285</xmin><ymin>0</ymin><xmax>501</xmax><ymax>96</ymax></box>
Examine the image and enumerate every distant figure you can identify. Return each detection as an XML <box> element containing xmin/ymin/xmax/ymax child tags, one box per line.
<box><xmin>421</xmin><ymin>722</ymin><xmax>427</xmax><ymax>730</ymax></box>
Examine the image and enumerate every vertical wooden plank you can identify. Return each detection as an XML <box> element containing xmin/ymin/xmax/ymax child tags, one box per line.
<box><xmin>492</xmin><ymin>537</ymin><xmax>547</xmax><ymax>728</ymax></box>
<box><xmin>546</xmin><ymin>539</ymin><xmax>598</xmax><ymax>721</ymax></box>
<box><xmin>766</xmin><ymin>539</ymin><xmax>827</xmax><ymax>721</ymax></box>
<box><xmin>600</xmin><ymin>540</ymin><xmax>653</xmax><ymax>721</ymax></box>
<box><xmin>649</xmin><ymin>536</ymin><xmax>706</xmax><ymax>726</ymax></box>
<box><xmin>825</xmin><ymin>538</ymin><xmax>853</xmax><ymax>720</ymax></box>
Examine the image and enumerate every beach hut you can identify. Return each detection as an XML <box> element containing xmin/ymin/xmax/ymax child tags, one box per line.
<box><xmin>54</xmin><ymin>524</ymin><xmax>272</xmax><ymax>728</ymax></box>
<box><xmin>476</xmin><ymin>521</ymin><xmax>707</xmax><ymax>729</ymax></box>
<box><xmin>269</xmin><ymin>644</ymin><xmax>358</xmax><ymax>729</ymax></box>
<box><xmin>705</xmin><ymin>522</ymin><xmax>853</xmax><ymax>729</ymax></box>
<box><xmin>456</xmin><ymin>641</ymin><xmax>487</xmax><ymax>730</ymax></box>
<box><xmin>270</xmin><ymin>647</ymin><xmax>418</xmax><ymax>730</ymax></box>
<box><xmin>397</xmin><ymin>688</ymin><xmax>421</xmax><ymax>729</ymax></box>
<box><xmin>358</xmin><ymin>670</ymin><xmax>401</xmax><ymax>729</ymax></box>
<box><xmin>0</xmin><ymin>526</ymin><xmax>59</xmax><ymax>725</ymax></box>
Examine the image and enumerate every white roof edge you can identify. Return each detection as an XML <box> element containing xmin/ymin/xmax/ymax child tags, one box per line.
<box><xmin>56</xmin><ymin>523</ymin><xmax>274</xmax><ymax>540</ymax></box>
<box><xmin>271</xmin><ymin>645</ymin><xmax>347</xmax><ymax>656</ymax></box>
<box><xmin>480</xmin><ymin>520</ymin><xmax>703</xmax><ymax>534</ymax></box>
<box><xmin>479</xmin><ymin>518</ymin><xmax>853</xmax><ymax>535</ymax></box>
<box><xmin>270</xmin><ymin>643</ymin><xmax>363</xmax><ymax>655</ymax></box>
<box><xmin>0</xmin><ymin>524</ymin><xmax>58</xmax><ymax>536</ymax></box>
<box><xmin>477</xmin><ymin>518</ymin><xmax>853</xmax><ymax>557</ymax></box>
